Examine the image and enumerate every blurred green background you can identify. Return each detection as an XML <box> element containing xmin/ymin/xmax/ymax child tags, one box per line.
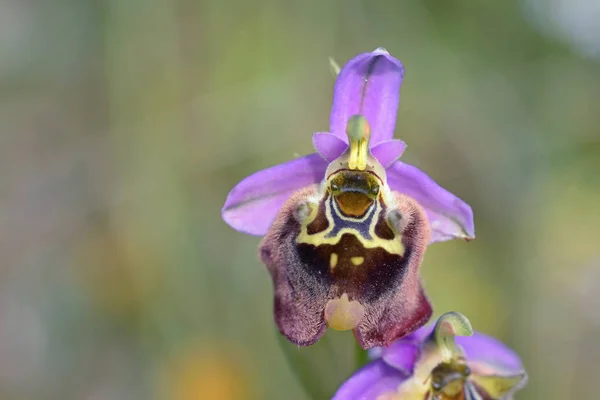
<box><xmin>1</xmin><ymin>0</ymin><xmax>599</xmax><ymax>399</ymax></box>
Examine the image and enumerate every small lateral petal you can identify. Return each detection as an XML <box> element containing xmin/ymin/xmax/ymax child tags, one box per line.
<box><xmin>386</xmin><ymin>161</ymin><xmax>475</xmax><ymax>244</ymax></box>
<box><xmin>370</xmin><ymin>140</ymin><xmax>407</xmax><ymax>168</ymax></box>
<box><xmin>332</xmin><ymin>360</ymin><xmax>406</xmax><ymax>400</ymax></box>
<box><xmin>330</xmin><ymin>49</ymin><xmax>404</xmax><ymax>145</ymax></box>
<box><xmin>222</xmin><ymin>154</ymin><xmax>327</xmax><ymax>236</ymax></box>
<box><xmin>312</xmin><ymin>132</ymin><xmax>348</xmax><ymax>162</ymax></box>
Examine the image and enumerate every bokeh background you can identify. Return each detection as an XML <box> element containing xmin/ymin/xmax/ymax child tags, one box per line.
<box><xmin>1</xmin><ymin>0</ymin><xmax>599</xmax><ymax>399</ymax></box>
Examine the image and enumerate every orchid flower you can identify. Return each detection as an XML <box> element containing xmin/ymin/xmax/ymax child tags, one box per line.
<box><xmin>334</xmin><ymin>312</ymin><xmax>528</xmax><ymax>400</ymax></box>
<box><xmin>222</xmin><ymin>49</ymin><xmax>475</xmax><ymax>348</ymax></box>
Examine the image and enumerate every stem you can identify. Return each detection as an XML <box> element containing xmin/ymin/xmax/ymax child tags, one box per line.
<box><xmin>276</xmin><ymin>331</ymin><xmax>329</xmax><ymax>400</ymax></box>
<box><xmin>355</xmin><ymin>339</ymin><xmax>370</xmax><ymax>370</ymax></box>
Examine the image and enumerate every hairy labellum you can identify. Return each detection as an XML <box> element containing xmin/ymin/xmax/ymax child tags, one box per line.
<box><xmin>260</xmin><ymin>148</ymin><xmax>432</xmax><ymax>348</ymax></box>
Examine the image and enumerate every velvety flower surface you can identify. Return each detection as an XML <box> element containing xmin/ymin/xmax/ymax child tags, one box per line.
<box><xmin>333</xmin><ymin>312</ymin><xmax>528</xmax><ymax>400</ymax></box>
<box><xmin>221</xmin><ymin>48</ymin><xmax>475</xmax><ymax>349</ymax></box>
<box><xmin>222</xmin><ymin>48</ymin><xmax>475</xmax><ymax>244</ymax></box>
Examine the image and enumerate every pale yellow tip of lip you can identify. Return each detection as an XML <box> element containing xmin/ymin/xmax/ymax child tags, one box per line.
<box><xmin>324</xmin><ymin>293</ymin><xmax>365</xmax><ymax>331</ymax></box>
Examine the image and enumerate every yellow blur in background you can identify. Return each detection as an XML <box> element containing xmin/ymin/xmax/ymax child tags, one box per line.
<box><xmin>1</xmin><ymin>0</ymin><xmax>599</xmax><ymax>399</ymax></box>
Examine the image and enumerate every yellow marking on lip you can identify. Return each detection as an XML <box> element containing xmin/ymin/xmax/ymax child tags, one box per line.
<box><xmin>324</xmin><ymin>293</ymin><xmax>365</xmax><ymax>331</ymax></box>
<box><xmin>296</xmin><ymin>196</ymin><xmax>405</xmax><ymax>256</ymax></box>
<box><xmin>330</xmin><ymin>253</ymin><xmax>338</xmax><ymax>270</ymax></box>
<box><xmin>350</xmin><ymin>256</ymin><xmax>364</xmax><ymax>266</ymax></box>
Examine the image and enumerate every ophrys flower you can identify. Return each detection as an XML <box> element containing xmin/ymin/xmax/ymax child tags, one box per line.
<box><xmin>222</xmin><ymin>49</ymin><xmax>475</xmax><ymax>348</ymax></box>
<box><xmin>333</xmin><ymin>312</ymin><xmax>528</xmax><ymax>399</ymax></box>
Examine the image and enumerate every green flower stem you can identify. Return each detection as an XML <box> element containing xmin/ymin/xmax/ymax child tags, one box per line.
<box><xmin>276</xmin><ymin>330</ymin><xmax>330</xmax><ymax>400</ymax></box>
<box><xmin>355</xmin><ymin>339</ymin><xmax>370</xmax><ymax>370</ymax></box>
